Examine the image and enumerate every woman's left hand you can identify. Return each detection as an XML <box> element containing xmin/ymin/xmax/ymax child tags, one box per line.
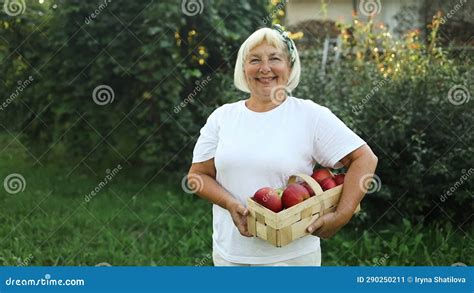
<box><xmin>306</xmin><ymin>144</ymin><xmax>378</xmax><ymax>239</ymax></box>
<box><xmin>306</xmin><ymin>211</ymin><xmax>350</xmax><ymax>239</ymax></box>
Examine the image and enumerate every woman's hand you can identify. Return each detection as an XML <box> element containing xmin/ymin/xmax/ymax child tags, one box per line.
<box><xmin>307</xmin><ymin>144</ymin><xmax>378</xmax><ymax>239</ymax></box>
<box><xmin>226</xmin><ymin>200</ymin><xmax>253</xmax><ymax>237</ymax></box>
<box><xmin>306</xmin><ymin>211</ymin><xmax>350</xmax><ymax>239</ymax></box>
<box><xmin>189</xmin><ymin>159</ymin><xmax>252</xmax><ymax>238</ymax></box>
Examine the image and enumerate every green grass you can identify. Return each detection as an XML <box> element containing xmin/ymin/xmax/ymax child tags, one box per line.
<box><xmin>0</xmin><ymin>134</ymin><xmax>213</xmax><ymax>266</ymax></box>
<box><xmin>0</xmin><ymin>133</ymin><xmax>472</xmax><ymax>266</ymax></box>
<box><xmin>323</xmin><ymin>219</ymin><xmax>472</xmax><ymax>266</ymax></box>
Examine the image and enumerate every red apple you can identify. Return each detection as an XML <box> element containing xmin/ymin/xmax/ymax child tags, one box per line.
<box><xmin>311</xmin><ymin>168</ymin><xmax>333</xmax><ymax>183</ymax></box>
<box><xmin>300</xmin><ymin>182</ymin><xmax>315</xmax><ymax>197</ymax></box>
<box><xmin>334</xmin><ymin>173</ymin><xmax>345</xmax><ymax>185</ymax></box>
<box><xmin>320</xmin><ymin>177</ymin><xmax>337</xmax><ymax>191</ymax></box>
<box><xmin>282</xmin><ymin>183</ymin><xmax>310</xmax><ymax>209</ymax></box>
<box><xmin>253</xmin><ymin>187</ymin><xmax>282</xmax><ymax>212</ymax></box>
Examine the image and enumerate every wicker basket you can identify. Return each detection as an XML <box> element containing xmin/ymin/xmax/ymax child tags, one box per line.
<box><xmin>247</xmin><ymin>173</ymin><xmax>360</xmax><ymax>247</ymax></box>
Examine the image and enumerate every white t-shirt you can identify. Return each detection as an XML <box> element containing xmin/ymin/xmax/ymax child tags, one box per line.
<box><xmin>192</xmin><ymin>96</ymin><xmax>365</xmax><ymax>264</ymax></box>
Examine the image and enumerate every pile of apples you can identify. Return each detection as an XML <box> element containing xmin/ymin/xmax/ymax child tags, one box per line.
<box><xmin>251</xmin><ymin>168</ymin><xmax>345</xmax><ymax>213</ymax></box>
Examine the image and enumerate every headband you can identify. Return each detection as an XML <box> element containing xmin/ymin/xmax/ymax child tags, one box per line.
<box><xmin>272</xmin><ymin>24</ymin><xmax>297</xmax><ymax>65</ymax></box>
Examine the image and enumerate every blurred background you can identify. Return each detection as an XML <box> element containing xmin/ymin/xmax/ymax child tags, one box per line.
<box><xmin>0</xmin><ymin>0</ymin><xmax>472</xmax><ymax>266</ymax></box>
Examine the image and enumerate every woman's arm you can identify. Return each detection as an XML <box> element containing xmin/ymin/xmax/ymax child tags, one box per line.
<box><xmin>188</xmin><ymin>159</ymin><xmax>252</xmax><ymax>237</ymax></box>
<box><xmin>307</xmin><ymin>144</ymin><xmax>378</xmax><ymax>238</ymax></box>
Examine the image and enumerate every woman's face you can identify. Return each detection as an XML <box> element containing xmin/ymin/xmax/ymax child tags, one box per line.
<box><xmin>244</xmin><ymin>42</ymin><xmax>291</xmax><ymax>100</ymax></box>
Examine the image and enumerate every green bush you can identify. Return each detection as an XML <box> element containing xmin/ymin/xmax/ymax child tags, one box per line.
<box><xmin>0</xmin><ymin>0</ymin><xmax>267</xmax><ymax>175</ymax></box>
<box><xmin>295</xmin><ymin>16</ymin><xmax>473</xmax><ymax>223</ymax></box>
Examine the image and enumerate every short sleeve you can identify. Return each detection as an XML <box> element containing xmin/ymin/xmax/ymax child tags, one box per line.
<box><xmin>312</xmin><ymin>106</ymin><xmax>366</xmax><ymax>169</ymax></box>
<box><xmin>192</xmin><ymin>108</ymin><xmax>220</xmax><ymax>163</ymax></box>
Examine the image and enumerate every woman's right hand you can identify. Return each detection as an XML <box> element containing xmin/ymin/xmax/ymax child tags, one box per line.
<box><xmin>226</xmin><ymin>200</ymin><xmax>252</xmax><ymax>237</ymax></box>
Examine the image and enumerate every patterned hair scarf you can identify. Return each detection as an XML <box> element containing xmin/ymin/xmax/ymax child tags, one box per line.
<box><xmin>272</xmin><ymin>24</ymin><xmax>297</xmax><ymax>65</ymax></box>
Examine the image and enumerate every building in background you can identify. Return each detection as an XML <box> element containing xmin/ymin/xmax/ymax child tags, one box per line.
<box><xmin>284</xmin><ymin>0</ymin><xmax>473</xmax><ymax>50</ymax></box>
<box><xmin>285</xmin><ymin>0</ymin><xmax>420</xmax><ymax>32</ymax></box>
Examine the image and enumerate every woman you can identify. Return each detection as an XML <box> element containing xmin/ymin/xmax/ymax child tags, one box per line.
<box><xmin>188</xmin><ymin>25</ymin><xmax>378</xmax><ymax>266</ymax></box>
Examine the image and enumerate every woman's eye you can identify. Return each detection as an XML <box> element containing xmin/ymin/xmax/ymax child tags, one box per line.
<box><xmin>250</xmin><ymin>59</ymin><xmax>259</xmax><ymax>63</ymax></box>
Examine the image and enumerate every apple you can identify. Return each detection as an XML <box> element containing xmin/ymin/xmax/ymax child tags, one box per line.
<box><xmin>282</xmin><ymin>183</ymin><xmax>310</xmax><ymax>209</ymax></box>
<box><xmin>334</xmin><ymin>173</ymin><xmax>345</xmax><ymax>185</ymax></box>
<box><xmin>300</xmin><ymin>182</ymin><xmax>315</xmax><ymax>197</ymax></box>
<box><xmin>311</xmin><ymin>168</ymin><xmax>333</xmax><ymax>183</ymax></box>
<box><xmin>253</xmin><ymin>187</ymin><xmax>282</xmax><ymax>212</ymax></box>
<box><xmin>320</xmin><ymin>177</ymin><xmax>337</xmax><ymax>191</ymax></box>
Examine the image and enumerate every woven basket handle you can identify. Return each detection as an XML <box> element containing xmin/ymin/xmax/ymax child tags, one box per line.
<box><xmin>287</xmin><ymin>173</ymin><xmax>324</xmax><ymax>196</ymax></box>
<box><xmin>288</xmin><ymin>173</ymin><xmax>327</xmax><ymax>214</ymax></box>
<box><xmin>288</xmin><ymin>173</ymin><xmax>361</xmax><ymax>214</ymax></box>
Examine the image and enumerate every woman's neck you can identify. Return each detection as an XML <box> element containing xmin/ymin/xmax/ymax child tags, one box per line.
<box><xmin>245</xmin><ymin>94</ymin><xmax>287</xmax><ymax>113</ymax></box>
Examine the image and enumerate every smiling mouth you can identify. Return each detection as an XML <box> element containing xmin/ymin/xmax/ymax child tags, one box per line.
<box><xmin>256</xmin><ymin>76</ymin><xmax>277</xmax><ymax>84</ymax></box>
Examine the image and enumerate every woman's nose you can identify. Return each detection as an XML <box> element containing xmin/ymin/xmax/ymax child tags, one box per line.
<box><xmin>259</xmin><ymin>61</ymin><xmax>271</xmax><ymax>73</ymax></box>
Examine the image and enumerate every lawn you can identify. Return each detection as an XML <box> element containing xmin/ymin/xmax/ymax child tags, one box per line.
<box><xmin>0</xmin><ymin>134</ymin><xmax>471</xmax><ymax>266</ymax></box>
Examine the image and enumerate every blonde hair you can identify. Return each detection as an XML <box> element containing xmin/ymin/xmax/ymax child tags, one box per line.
<box><xmin>234</xmin><ymin>27</ymin><xmax>301</xmax><ymax>93</ymax></box>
